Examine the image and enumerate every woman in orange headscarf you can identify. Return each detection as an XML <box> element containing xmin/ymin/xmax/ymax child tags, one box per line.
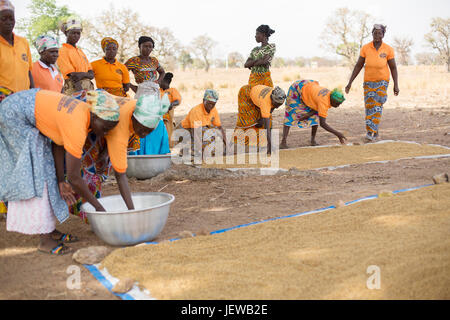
<box><xmin>91</xmin><ymin>37</ymin><xmax>131</xmax><ymax>97</ymax></box>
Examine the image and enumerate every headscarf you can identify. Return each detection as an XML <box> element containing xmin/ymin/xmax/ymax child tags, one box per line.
<box><xmin>203</xmin><ymin>89</ymin><xmax>219</xmax><ymax>103</ymax></box>
<box><xmin>271</xmin><ymin>86</ymin><xmax>286</xmax><ymax>105</ymax></box>
<box><xmin>330</xmin><ymin>88</ymin><xmax>345</xmax><ymax>104</ymax></box>
<box><xmin>133</xmin><ymin>94</ymin><xmax>170</xmax><ymax>129</ymax></box>
<box><xmin>0</xmin><ymin>0</ymin><xmax>14</xmax><ymax>11</ymax></box>
<box><xmin>84</xmin><ymin>90</ymin><xmax>120</xmax><ymax>122</ymax></box>
<box><xmin>101</xmin><ymin>37</ymin><xmax>118</xmax><ymax>52</ymax></box>
<box><xmin>373</xmin><ymin>24</ymin><xmax>387</xmax><ymax>35</ymax></box>
<box><xmin>34</xmin><ymin>35</ymin><xmax>59</xmax><ymax>54</ymax></box>
<box><xmin>60</xmin><ymin>16</ymin><xmax>82</xmax><ymax>33</ymax></box>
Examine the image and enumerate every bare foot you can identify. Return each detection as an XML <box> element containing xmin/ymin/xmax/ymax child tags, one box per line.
<box><xmin>279</xmin><ymin>142</ymin><xmax>289</xmax><ymax>150</ymax></box>
<box><xmin>310</xmin><ymin>140</ymin><xmax>319</xmax><ymax>146</ymax></box>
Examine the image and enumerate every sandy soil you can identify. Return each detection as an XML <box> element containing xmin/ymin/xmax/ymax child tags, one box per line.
<box><xmin>1</xmin><ymin>67</ymin><xmax>449</xmax><ymax>300</ymax></box>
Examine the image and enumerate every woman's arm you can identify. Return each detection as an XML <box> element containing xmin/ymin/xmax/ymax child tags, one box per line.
<box><xmin>114</xmin><ymin>171</ymin><xmax>134</xmax><ymax>210</ymax></box>
<box><xmin>29</xmin><ymin>71</ymin><xmax>35</xmax><ymax>89</ymax></box>
<box><xmin>130</xmin><ymin>84</ymin><xmax>138</xmax><ymax>93</ymax></box>
<box><xmin>66</xmin><ymin>153</ymin><xmax>106</xmax><ymax>211</ymax></box>
<box><xmin>245</xmin><ymin>55</ymin><xmax>272</xmax><ymax>69</ymax></box>
<box><xmin>297</xmin><ymin>110</ymin><xmax>318</xmax><ymax>122</ymax></box>
<box><xmin>388</xmin><ymin>59</ymin><xmax>400</xmax><ymax>96</ymax></box>
<box><xmin>262</xmin><ymin>118</ymin><xmax>272</xmax><ymax>154</ymax></box>
<box><xmin>51</xmin><ymin>143</ymin><xmax>76</xmax><ymax>205</ymax></box>
<box><xmin>123</xmin><ymin>83</ymin><xmax>131</xmax><ymax>93</ymax></box>
<box><xmin>345</xmin><ymin>56</ymin><xmax>365</xmax><ymax>93</ymax></box>
<box><xmin>156</xmin><ymin>65</ymin><xmax>166</xmax><ymax>86</ymax></box>
<box><xmin>169</xmin><ymin>99</ymin><xmax>180</xmax><ymax>111</ymax></box>
<box><xmin>319</xmin><ymin>117</ymin><xmax>346</xmax><ymax>144</ymax></box>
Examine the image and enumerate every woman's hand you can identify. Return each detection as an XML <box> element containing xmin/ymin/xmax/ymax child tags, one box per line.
<box><xmin>337</xmin><ymin>132</ymin><xmax>347</xmax><ymax>145</ymax></box>
<box><xmin>58</xmin><ymin>182</ymin><xmax>76</xmax><ymax>206</ymax></box>
<box><xmin>393</xmin><ymin>85</ymin><xmax>400</xmax><ymax>96</ymax></box>
<box><xmin>345</xmin><ymin>83</ymin><xmax>352</xmax><ymax>94</ymax></box>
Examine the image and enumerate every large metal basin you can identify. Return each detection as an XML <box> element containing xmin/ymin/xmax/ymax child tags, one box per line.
<box><xmin>126</xmin><ymin>154</ymin><xmax>172</xmax><ymax>180</ymax></box>
<box><xmin>80</xmin><ymin>192</ymin><xmax>175</xmax><ymax>246</ymax></box>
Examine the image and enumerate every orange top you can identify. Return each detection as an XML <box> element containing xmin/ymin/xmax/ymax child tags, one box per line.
<box><xmin>34</xmin><ymin>90</ymin><xmax>91</xmax><ymax>159</ymax></box>
<box><xmin>360</xmin><ymin>42</ymin><xmax>395</xmax><ymax>82</ymax></box>
<box><xmin>91</xmin><ymin>58</ymin><xmax>130</xmax><ymax>88</ymax></box>
<box><xmin>105</xmin><ymin>99</ymin><xmax>136</xmax><ymax>173</ymax></box>
<box><xmin>56</xmin><ymin>43</ymin><xmax>92</xmax><ymax>79</ymax></box>
<box><xmin>249</xmin><ymin>85</ymin><xmax>274</xmax><ymax>119</ymax></box>
<box><xmin>181</xmin><ymin>103</ymin><xmax>221</xmax><ymax>129</ymax></box>
<box><xmin>160</xmin><ymin>87</ymin><xmax>182</xmax><ymax>103</ymax></box>
<box><xmin>0</xmin><ymin>33</ymin><xmax>32</xmax><ymax>92</ymax></box>
<box><xmin>31</xmin><ymin>61</ymin><xmax>64</xmax><ymax>92</ymax></box>
<box><xmin>301</xmin><ymin>81</ymin><xmax>332</xmax><ymax>118</ymax></box>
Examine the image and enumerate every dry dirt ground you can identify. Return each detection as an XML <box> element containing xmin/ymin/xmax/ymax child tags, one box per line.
<box><xmin>1</xmin><ymin>68</ymin><xmax>449</xmax><ymax>300</ymax></box>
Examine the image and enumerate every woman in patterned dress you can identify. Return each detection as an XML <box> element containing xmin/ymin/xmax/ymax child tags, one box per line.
<box><xmin>125</xmin><ymin>36</ymin><xmax>169</xmax><ymax>155</ymax></box>
<box><xmin>125</xmin><ymin>36</ymin><xmax>165</xmax><ymax>96</ymax></box>
<box><xmin>244</xmin><ymin>25</ymin><xmax>276</xmax><ymax>87</ymax></box>
<box><xmin>345</xmin><ymin>24</ymin><xmax>399</xmax><ymax>142</ymax></box>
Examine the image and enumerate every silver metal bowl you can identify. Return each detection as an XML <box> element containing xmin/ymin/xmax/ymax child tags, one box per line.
<box><xmin>126</xmin><ymin>154</ymin><xmax>172</xmax><ymax>180</ymax></box>
<box><xmin>80</xmin><ymin>192</ymin><xmax>175</xmax><ymax>246</ymax></box>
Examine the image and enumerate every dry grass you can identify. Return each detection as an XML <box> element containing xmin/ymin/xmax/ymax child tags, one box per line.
<box><xmin>166</xmin><ymin>65</ymin><xmax>450</xmax><ymax>119</ymax></box>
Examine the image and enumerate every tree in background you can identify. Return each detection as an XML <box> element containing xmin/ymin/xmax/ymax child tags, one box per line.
<box><xmin>272</xmin><ymin>57</ymin><xmax>286</xmax><ymax>68</ymax></box>
<box><xmin>178</xmin><ymin>49</ymin><xmax>194</xmax><ymax>71</ymax></box>
<box><xmin>415</xmin><ymin>52</ymin><xmax>442</xmax><ymax>66</ymax></box>
<box><xmin>320</xmin><ymin>7</ymin><xmax>374</xmax><ymax>67</ymax></box>
<box><xmin>81</xmin><ymin>6</ymin><xmax>142</xmax><ymax>62</ymax></box>
<box><xmin>81</xmin><ymin>6</ymin><xmax>181</xmax><ymax>65</ymax></box>
<box><xmin>191</xmin><ymin>35</ymin><xmax>216</xmax><ymax>72</ymax></box>
<box><xmin>227</xmin><ymin>52</ymin><xmax>244</xmax><ymax>68</ymax></box>
<box><xmin>16</xmin><ymin>0</ymin><xmax>73</xmax><ymax>46</ymax></box>
<box><xmin>392</xmin><ymin>36</ymin><xmax>414</xmax><ymax>65</ymax></box>
<box><xmin>151</xmin><ymin>27</ymin><xmax>181</xmax><ymax>70</ymax></box>
<box><xmin>424</xmin><ymin>17</ymin><xmax>450</xmax><ymax>72</ymax></box>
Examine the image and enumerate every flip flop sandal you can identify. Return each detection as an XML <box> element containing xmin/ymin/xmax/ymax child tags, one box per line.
<box><xmin>56</xmin><ymin>233</ymin><xmax>79</xmax><ymax>243</ymax></box>
<box><xmin>39</xmin><ymin>243</ymin><xmax>73</xmax><ymax>256</ymax></box>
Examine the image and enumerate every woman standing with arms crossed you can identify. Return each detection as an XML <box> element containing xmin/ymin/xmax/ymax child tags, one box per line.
<box><xmin>345</xmin><ymin>24</ymin><xmax>399</xmax><ymax>142</ymax></box>
<box><xmin>244</xmin><ymin>25</ymin><xmax>276</xmax><ymax>87</ymax></box>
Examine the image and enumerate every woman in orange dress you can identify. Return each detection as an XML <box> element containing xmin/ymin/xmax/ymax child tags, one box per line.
<box><xmin>31</xmin><ymin>35</ymin><xmax>63</xmax><ymax>93</ymax></box>
<box><xmin>345</xmin><ymin>24</ymin><xmax>399</xmax><ymax>142</ymax></box>
<box><xmin>91</xmin><ymin>37</ymin><xmax>131</xmax><ymax>97</ymax></box>
<box><xmin>57</xmin><ymin>16</ymin><xmax>94</xmax><ymax>95</ymax></box>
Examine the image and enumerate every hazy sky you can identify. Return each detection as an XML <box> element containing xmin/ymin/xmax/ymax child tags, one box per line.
<box><xmin>14</xmin><ymin>0</ymin><xmax>450</xmax><ymax>60</ymax></box>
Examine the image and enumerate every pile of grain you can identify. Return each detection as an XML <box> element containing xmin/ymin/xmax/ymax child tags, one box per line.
<box><xmin>203</xmin><ymin>142</ymin><xmax>450</xmax><ymax>170</ymax></box>
<box><xmin>102</xmin><ymin>183</ymin><xmax>450</xmax><ymax>299</ymax></box>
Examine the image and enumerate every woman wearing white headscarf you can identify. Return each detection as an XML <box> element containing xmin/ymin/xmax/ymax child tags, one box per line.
<box><xmin>57</xmin><ymin>16</ymin><xmax>94</xmax><ymax>94</ymax></box>
<box><xmin>32</xmin><ymin>35</ymin><xmax>64</xmax><ymax>92</ymax></box>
